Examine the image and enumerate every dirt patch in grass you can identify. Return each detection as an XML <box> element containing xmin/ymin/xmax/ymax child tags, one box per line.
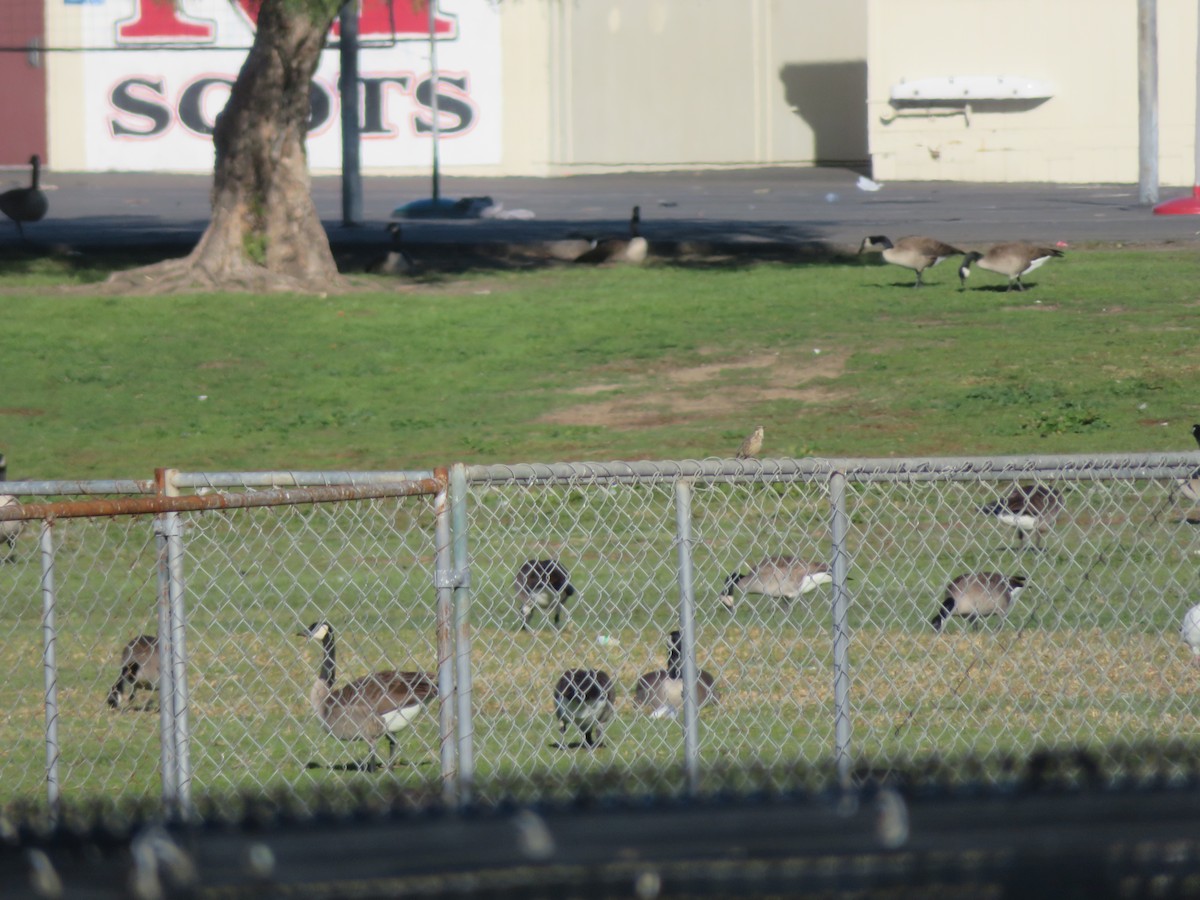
<box><xmin>543</xmin><ymin>349</ymin><xmax>850</xmax><ymax>429</ymax></box>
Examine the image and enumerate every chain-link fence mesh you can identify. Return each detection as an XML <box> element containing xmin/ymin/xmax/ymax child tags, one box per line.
<box><xmin>1</xmin><ymin>454</ymin><xmax>1198</xmax><ymax>820</ymax></box>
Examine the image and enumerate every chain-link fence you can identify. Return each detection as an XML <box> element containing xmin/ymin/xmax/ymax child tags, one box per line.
<box><xmin>1</xmin><ymin>453</ymin><xmax>1198</xmax><ymax>821</ymax></box>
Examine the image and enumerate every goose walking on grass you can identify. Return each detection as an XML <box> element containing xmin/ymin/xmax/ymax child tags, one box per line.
<box><xmin>106</xmin><ymin>635</ymin><xmax>160</xmax><ymax>710</ymax></box>
<box><xmin>368</xmin><ymin>223</ymin><xmax>414</xmax><ymax>275</ymax></box>
<box><xmin>633</xmin><ymin>630</ymin><xmax>718</xmax><ymax>718</ymax></box>
<box><xmin>516</xmin><ymin>558</ymin><xmax>576</xmax><ymax>631</ymax></box>
<box><xmin>0</xmin><ymin>494</ymin><xmax>23</xmax><ymax>560</ymax></box>
<box><xmin>719</xmin><ymin>556</ymin><xmax>833</xmax><ymax>611</ymax></box>
<box><xmin>980</xmin><ymin>484</ymin><xmax>1064</xmax><ymax>551</ymax></box>
<box><xmin>0</xmin><ymin>155</ymin><xmax>48</xmax><ymax>240</ymax></box>
<box><xmin>858</xmin><ymin>235</ymin><xmax>963</xmax><ymax>288</ymax></box>
<box><xmin>931</xmin><ymin>573</ymin><xmax>1027</xmax><ymax>632</ymax></box>
<box><xmin>1180</xmin><ymin>425</ymin><xmax>1200</xmax><ymax>521</ymax></box>
<box><xmin>553</xmin><ymin>668</ymin><xmax>615</xmax><ymax>749</ymax></box>
<box><xmin>958</xmin><ymin>242</ymin><xmax>1064</xmax><ymax>292</ymax></box>
<box><xmin>297</xmin><ymin>621</ymin><xmax>437</xmax><ymax>771</ymax></box>
<box><xmin>1181</xmin><ymin>604</ymin><xmax>1200</xmax><ymax>666</ymax></box>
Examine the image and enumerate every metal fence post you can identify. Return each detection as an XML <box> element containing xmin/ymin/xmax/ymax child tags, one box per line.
<box><xmin>828</xmin><ymin>471</ymin><xmax>853</xmax><ymax>790</ymax></box>
<box><xmin>157</xmin><ymin>468</ymin><xmax>192</xmax><ymax>818</ymax></box>
<box><xmin>163</xmin><ymin>511</ymin><xmax>193</xmax><ymax>819</ymax></box>
<box><xmin>449</xmin><ymin>464</ymin><xmax>475</xmax><ymax>804</ymax></box>
<box><xmin>154</xmin><ymin>515</ymin><xmax>177</xmax><ymax>811</ymax></box>
<box><xmin>39</xmin><ymin>520</ymin><xmax>60</xmax><ymax>822</ymax></box>
<box><xmin>673</xmin><ymin>478</ymin><xmax>701</xmax><ymax>796</ymax></box>
<box><xmin>433</xmin><ymin>470</ymin><xmax>458</xmax><ymax>805</ymax></box>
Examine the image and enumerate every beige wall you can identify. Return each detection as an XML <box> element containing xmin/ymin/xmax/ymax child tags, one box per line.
<box><xmin>866</xmin><ymin>0</ymin><xmax>1199</xmax><ymax>185</ymax></box>
<box><xmin>538</xmin><ymin>0</ymin><xmax>868</xmax><ymax>173</ymax></box>
<box><xmin>44</xmin><ymin>1</ymin><xmax>86</xmax><ymax>170</ymax></box>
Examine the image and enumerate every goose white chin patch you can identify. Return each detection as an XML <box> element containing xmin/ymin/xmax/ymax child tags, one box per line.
<box><xmin>799</xmin><ymin>573</ymin><xmax>834</xmax><ymax>593</ymax></box>
<box><xmin>381</xmin><ymin>703</ymin><xmax>424</xmax><ymax>732</ymax></box>
<box><xmin>310</xmin><ymin>623</ymin><xmax>330</xmax><ymax>641</ymax></box>
<box><xmin>996</xmin><ymin>513</ymin><xmax>1040</xmax><ymax>531</ymax></box>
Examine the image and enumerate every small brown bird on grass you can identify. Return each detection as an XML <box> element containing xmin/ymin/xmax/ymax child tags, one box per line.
<box><xmin>735</xmin><ymin>425</ymin><xmax>764</xmax><ymax>460</ymax></box>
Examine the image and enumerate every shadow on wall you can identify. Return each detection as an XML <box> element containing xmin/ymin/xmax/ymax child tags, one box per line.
<box><xmin>779</xmin><ymin>61</ymin><xmax>868</xmax><ymax>169</ymax></box>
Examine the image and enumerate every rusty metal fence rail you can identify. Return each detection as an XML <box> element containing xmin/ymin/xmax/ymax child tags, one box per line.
<box><xmin>0</xmin><ymin>453</ymin><xmax>1198</xmax><ymax>820</ymax></box>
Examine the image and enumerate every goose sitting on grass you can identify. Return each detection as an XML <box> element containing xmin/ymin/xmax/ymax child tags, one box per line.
<box><xmin>573</xmin><ymin>206</ymin><xmax>648</xmax><ymax>265</ymax></box>
<box><xmin>633</xmin><ymin>630</ymin><xmax>718</xmax><ymax>718</ymax></box>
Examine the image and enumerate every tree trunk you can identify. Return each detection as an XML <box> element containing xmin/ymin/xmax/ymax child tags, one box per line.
<box><xmin>110</xmin><ymin>0</ymin><xmax>344</xmax><ymax>293</ymax></box>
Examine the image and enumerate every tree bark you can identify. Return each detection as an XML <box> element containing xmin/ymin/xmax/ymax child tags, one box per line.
<box><xmin>110</xmin><ymin>0</ymin><xmax>345</xmax><ymax>294</ymax></box>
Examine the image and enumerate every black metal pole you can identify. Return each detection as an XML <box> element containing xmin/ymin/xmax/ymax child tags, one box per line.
<box><xmin>428</xmin><ymin>0</ymin><xmax>441</xmax><ymax>204</ymax></box>
<box><xmin>339</xmin><ymin>1</ymin><xmax>362</xmax><ymax>226</ymax></box>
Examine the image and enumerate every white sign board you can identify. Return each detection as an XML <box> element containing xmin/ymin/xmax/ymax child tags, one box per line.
<box><xmin>76</xmin><ymin>0</ymin><xmax>502</xmax><ymax>172</ymax></box>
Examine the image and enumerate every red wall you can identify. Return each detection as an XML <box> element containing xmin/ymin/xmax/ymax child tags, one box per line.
<box><xmin>0</xmin><ymin>0</ymin><xmax>47</xmax><ymax>165</ymax></box>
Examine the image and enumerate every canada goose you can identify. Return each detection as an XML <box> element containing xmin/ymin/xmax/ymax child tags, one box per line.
<box><xmin>106</xmin><ymin>635</ymin><xmax>160</xmax><ymax>710</ymax></box>
<box><xmin>1181</xmin><ymin>604</ymin><xmax>1200</xmax><ymax>665</ymax></box>
<box><xmin>633</xmin><ymin>630</ymin><xmax>718</xmax><ymax>718</ymax></box>
<box><xmin>0</xmin><ymin>155</ymin><xmax>49</xmax><ymax>240</ymax></box>
<box><xmin>858</xmin><ymin>235</ymin><xmax>963</xmax><ymax>288</ymax></box>
<box><xmin>1173</xmin><ymin>424</ymin><xmax>1200</xmax><ymax>521</ymax></box>
<box><xmin>719</xmin><ymin>556</ymin><xmax>833</xmax><ymax>611</ymax></box>
<box><xmin>297</xmin><ymin>621</ymin><xmax>437</xmax><ymax>771</ymax></box>
<box><xmin>574</xmin><ymin>206</ymin><xmax>649</xmax><ymax>265</ymax></box>
<box><xmin>735</xmin><ymin>425</ymin><xmax>764</xmax><ymax>460</ymax></box>
<box><xmin>516</xmin><ymin>558</ymin><xmax>576</xmax><ymax>631</ymax></box>
<box><xmin>367</xmin><ymin>223</ymin><xmax>414</xmax><ymax>275</ymax></box>
<box><xmin>958</xmin><ymin>242</ymin><xmax>1064</xmax><ymax>291</ymax></box>
<box><xmin>931</xmin><ymin>573</ymin><xmax>1027</xmax><ymax>632</ymax></box>
<box><xmin>980</xmin><ymin>484</ymin><xmax>1064</xmax><ymax>550</ymax></box>
<box><xmin>553</xmin><ymin>668</ymin><xmax>614</xmax><ymax>748</ymax></box>
<box><xmin>0</xmin><ymin>494</ymin><xmax>23</xmax><ymax>559</ymax></box>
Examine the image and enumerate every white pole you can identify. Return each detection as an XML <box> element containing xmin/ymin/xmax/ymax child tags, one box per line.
<box><xmin>1155</xmin><ymin>0</ymin><xmax>1200</xmax><ymax>212</ymax></box>
<box><xmin>1138</xmin><ymin>0</ymin><xmax>1159</xmax><ymax>204</ymax></box>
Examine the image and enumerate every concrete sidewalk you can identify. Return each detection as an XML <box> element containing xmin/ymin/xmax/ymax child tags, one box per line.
<box><xmin>1</xmin><ymin>166</ymin><xmax>1198</xmax><ymax>255</ymax></box>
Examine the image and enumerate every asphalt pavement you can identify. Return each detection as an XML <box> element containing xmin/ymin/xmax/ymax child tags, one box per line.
<box><xmin>2</xmin><ymin>165</ymin><xmax>1198</xmax><ymax>257</ymax></box>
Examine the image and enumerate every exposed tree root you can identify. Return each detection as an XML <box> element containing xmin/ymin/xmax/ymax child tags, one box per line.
<box><xmin>103</xmin><ymin>253</ymin><xmax>346</xmax><ymax>295</ymax></box>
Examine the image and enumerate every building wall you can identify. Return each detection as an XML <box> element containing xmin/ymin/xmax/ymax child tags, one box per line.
<box><xmin>866</xmin><ymin>0</ymin><xmax>1198</xmax><ymax>185</ymax></box>
<box><xmin>542</xmin><ymin>0</ymin><xmax>868</xmax><ymax>173</ymax></box>
<box><xmin>39</xmin><ymin>0</ymin><xmax>868</xmax><ymax>175</ymax></box>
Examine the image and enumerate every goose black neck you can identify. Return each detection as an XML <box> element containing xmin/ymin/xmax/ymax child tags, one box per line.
<box><xmin>667</xmin><ymin>631</ymin><xmax>682</xmax><ymax>679</ymax></box>
<box><xmin>30</xmin><ymin>157</ymin><xmax>40</xmax><ymax>189</ymax></box>
<box><xmin>931</xmin><ymin>597</ymin><xmax>954</xmax><ymax>631</ymax></box>
<box><xmin>319</xmin><ymin>630</ymin><xmax>336</xmax><ymax>688</ymax></box>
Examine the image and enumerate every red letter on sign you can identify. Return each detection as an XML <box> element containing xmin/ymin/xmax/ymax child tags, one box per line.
<box><xmin>336</xmin><ymin>0</ymin><xmax>458</xmax><ymax>40</ymax></box>
<box><xmin>117</xmin><ymin>0</ymin><xmax>215</xmax><ymax>42</ymax></box>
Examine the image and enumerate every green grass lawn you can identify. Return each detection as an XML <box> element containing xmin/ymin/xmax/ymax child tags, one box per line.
<box><xmin>0</xmin><ymin>249</ymin><xmax>1198</xmax><ymax>813</ymax></box>
<box><xmin>1</xmin><ymin>249</ymin><xmax>1197</xmax><ymax>481</ymax></box>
